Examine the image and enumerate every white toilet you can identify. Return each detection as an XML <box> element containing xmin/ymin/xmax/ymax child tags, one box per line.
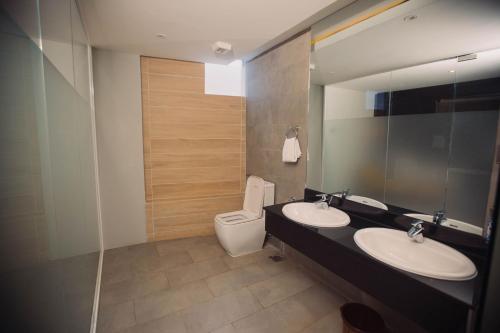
<box><xmin>215</xmin><ymin>176</ymin><xmax>275</xmax><ymax>257</ymax></box>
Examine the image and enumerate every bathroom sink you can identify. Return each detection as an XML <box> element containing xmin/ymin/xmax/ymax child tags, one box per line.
<box><xmin>404</xmin><ymin>213</ymin><xmax>483</xmax><ymax>236</ymax></box>
<box><xmin>336</xmin><ymin>194</ymin><xmax>388</xmax><ymax>210</ymax></box>
<box><xmin>282</xmin><ymin>202</ymin><xmax>350</xmax><ymax>228</ymax></box>
<box><xmin>354</xmin><ymin>228</ymin><xmax>477</xmax><ymax>280</ymax></box>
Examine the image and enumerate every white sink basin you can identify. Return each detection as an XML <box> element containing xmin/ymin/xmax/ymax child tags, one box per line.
<box><xmin>282</xmin><ymin>202</ymin><xmax>350</xmax><ymax>228</ymax></box>
<box><xmin>336</xmin><ymin>194</ymin><xmax>388</xmax><ymax>210</ymax></box>
<box><xmin>404</xmin><ymin>213</ymin><xmax>483</xmax><ymax>236</ymax></box>
<box><xmin>354</xmin><ymin>228</ymin><xmax>477</xmax><ymax>281</ymax></box>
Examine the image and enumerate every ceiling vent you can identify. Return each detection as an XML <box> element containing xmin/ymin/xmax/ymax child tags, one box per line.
<box><xmin>212</xmin><ymin>41</ymin><xmax>232</xmax><ymax>55</ymax></box>
<box><xmin>458</xmin><ymin>53</ymin><xmax>477</xmax><ymax>62</ymax></box>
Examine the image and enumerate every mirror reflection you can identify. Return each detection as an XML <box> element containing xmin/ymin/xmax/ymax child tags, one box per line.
<box><xmin>308</xmin><ymin>48</ymin><xmax>500</xmax><ymax>236</ymax></box>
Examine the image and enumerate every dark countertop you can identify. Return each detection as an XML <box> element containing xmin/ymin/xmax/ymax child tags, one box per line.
<box><xmin>264</xmin><ymin>201</ymin><xmax>484</xmax><ymax>308</ymax></box>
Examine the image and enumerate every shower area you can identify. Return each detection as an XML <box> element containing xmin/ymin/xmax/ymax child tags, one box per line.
<box><xmin>0</xmin><ymin>1</ymin><xmax>101</xmax><ymax>332</ymax></box>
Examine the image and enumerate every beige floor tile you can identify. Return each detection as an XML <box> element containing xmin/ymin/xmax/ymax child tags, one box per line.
<box><xmin>233</xmin><ymin>285</ymin><xmax>344</xmax><ymax>333</ymax></box>
<box><xmin>206</xmin><ymin>264</ymin><xmax>269</xmax><ymax>296</ymax></box>
<box><xmin>132</xmin><ymin>251</ymin><xmax>193</xmax><ymax>273</ymax></box>
<box><xmin>231</xmin><ymin>306</ymin><xmax>288</xmax><ymax>333</ymax></box>
<box><xmin>248</xmin><ymin>269</ymin><xmax>315</xmax><ymax>307</ymax></box>
<box><xmin>166</xmin><ymin>257</ymin><xmax>229</xmax><ymax>287</ymax></box>
<box><xmin>188</xmin><ymin>243</ymin><xmax>225</xmax><ymax>262</ymax></box>
<box><xmin>266</xmin><ymin>285</ymin><xmax>343</xmax><ymax>332</ymax></box>
<box><xmin>134</xmin><ymin>280</ymin><xmax>213</xmax><ymax>324</ymax></box>
<box><xmin>300</xmin><ymin>311</ymin><xmax>343</xmax><ymax>333</ymax></box>
<box><xmin>255</xmin><ymin>257</ymin><xmax>296</xmax><ymax>276</ymax></box>
<box><xmin>119</xmin><ymin>312</ymin><xmax>187</xmax><ymax>333</ymax></box>
<box><xmin>222</xmin><ymin>247</ymin><xmax>278</xmax><ymax>270</ymax></box>
<box><xmin>100</xmin><ymin>271</ymin><xmax>169</xmax><ymax>306</ymax></box>
<box><xmin>156</xmin><ymin>236</ymin><xmax>214</xmax><ymax>256</ymax></box>
<box><xmin>101</xmin><ymin>262</ymin><xmax>134</xmax><ymax>287</ymax></box>
<box><xmin>181</xmin><ymin>288</ymin><xmax>262</xmax><ymax>333</ymax></box>
<box><xmin>210</xmin><ymin>324</ymin><xmax>237</xmax><ymax>333</ymax></box>
<box><xmin>97</xmin><ymin>301</ymin><xmax>135</xmax><ymax>333</ymax></box>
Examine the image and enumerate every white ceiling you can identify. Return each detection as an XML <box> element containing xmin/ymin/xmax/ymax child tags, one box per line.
<box><xmin>311</xmin><ymin>0</ymin><xmax>500</xmax><ymax>85</ymax></box>
<box><xmin>332</xmin><ymin>48</ymin><xmax>500</xmax><ymax>92</ymax></box>
<box><xmin>77</xmin><ymin>0</ymin><xmax>352</xmax><ymax>64</ymax></box>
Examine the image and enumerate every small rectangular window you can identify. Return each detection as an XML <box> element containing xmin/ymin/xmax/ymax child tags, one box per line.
<box><xmin>205</xmin><ymin>60</ymin><xmax>245</xmax><ymax>96</ymax></box>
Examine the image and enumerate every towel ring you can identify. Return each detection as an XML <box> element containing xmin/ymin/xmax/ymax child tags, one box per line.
<box><xmin>285</xmin><ymin>126</ymin><xmax>299</xmax><ymax>139</ymax></box>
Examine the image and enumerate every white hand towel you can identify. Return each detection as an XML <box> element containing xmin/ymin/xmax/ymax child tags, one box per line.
<box><xmin>282</xmin><ymin>137</ymin><xmax>296</xmax><ymax>162</ymax></box>
<box><xmin>282</xmin><ymin>137</ymin><xmax>301</xmax><ymax>163</ymax></box>
<box><xmin>294</xmin><ymin>137</ymin><xmax>302</xmax><ymax>159</ymax></box>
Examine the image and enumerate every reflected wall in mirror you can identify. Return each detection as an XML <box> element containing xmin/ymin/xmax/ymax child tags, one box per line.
<box><xmin>308</xmin><ymin>0</ymin><xmax>500</xmax><ymax>237</ymax></box>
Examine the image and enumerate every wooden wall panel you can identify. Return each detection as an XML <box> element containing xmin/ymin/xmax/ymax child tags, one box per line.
<box><xmin>141</xmin><ymin>56</ymin><xmax>246</xmax><ymax>241</ymax></box>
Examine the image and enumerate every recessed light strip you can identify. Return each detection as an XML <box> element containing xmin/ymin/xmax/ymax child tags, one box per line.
<box><xmin>311</xmin><ymin>0</ymin><xmax>409</xmax><ymax>46</ymax></box>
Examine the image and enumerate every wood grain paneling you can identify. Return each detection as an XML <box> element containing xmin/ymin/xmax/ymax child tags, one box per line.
<box><xmin>141</xmin><ymin>56</ymin><xmax>246</xmax><ymax>241</ymax></box>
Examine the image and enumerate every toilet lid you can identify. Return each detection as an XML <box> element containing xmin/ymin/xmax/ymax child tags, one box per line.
<box><xmin>243</xmin><ymin>176</ymin><xmax>265</xmax><ymax>217</ymax></box>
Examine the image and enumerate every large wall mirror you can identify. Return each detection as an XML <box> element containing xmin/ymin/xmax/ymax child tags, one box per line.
<box><xmin>307</xmin><ymin>0</ymin><xmax>500</xmax><ymax>237</ymax></box>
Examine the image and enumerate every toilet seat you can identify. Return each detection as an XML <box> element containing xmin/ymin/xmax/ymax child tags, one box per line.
<box><xmin>215</xmin><ymin>210</ymin><xmax>260</xmax><ymax>225</ymax></box>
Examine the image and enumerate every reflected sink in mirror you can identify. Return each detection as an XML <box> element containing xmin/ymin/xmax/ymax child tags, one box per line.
<box><xmin>404</xmin><ymin>213</ymin><xmax>483</xmax><ymax>236</ymax></box>
<box><xmin>335</xmin><ymin>194</ymin><xmax>389</xmax><ymax>211</ymax></box>
<box><xmin>354</xmin><ymin>228</ymin><xmax>477</xmax><ymax>281</ymax></box>
<box><xmin>282</xmin><ymin>202</ymin><xmax>350</xmax><ymax>228</ymax></box>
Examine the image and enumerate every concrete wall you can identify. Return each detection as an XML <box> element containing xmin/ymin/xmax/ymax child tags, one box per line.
<box><xmin>93</xmin><ymin>48</ymin><xmax>147</xmax><ymax>249</ymax></box>
<box><xmin>246</xmin><ymin>32</ymin><xmax>311</xmax><ymax>203</ymax></box>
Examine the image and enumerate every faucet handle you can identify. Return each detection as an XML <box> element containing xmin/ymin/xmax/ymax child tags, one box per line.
<box><xmin>411</xmin><ymin>220</ymin><xmax>424</xmax><ymax>226</ymax></box>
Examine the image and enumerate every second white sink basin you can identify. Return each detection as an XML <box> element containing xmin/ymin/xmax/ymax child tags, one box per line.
<box><xmin>354</xmin><ymin>228</ymin><xmax>477</xmax><ymax>281</ymax></box>
<box><xmin>336</xmin><ymin>194</ymin><xmax>388</xmax><ymax>210</ymax></box>
<box><xmin>282</xmin><ymin>202</ymin><xmax>350</xmax><ymax>228</ymax></box>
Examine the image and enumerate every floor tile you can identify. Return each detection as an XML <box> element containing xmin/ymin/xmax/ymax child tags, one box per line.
<box><xmin>231</xmin><ymin>305</ymin><xmax>287</xmax><ymax>333</ymax></box>
<box><xmin>233</xmin><ymin>285</ymin><xmax>344</xmax><ymax>333</ymax></box>
<box><xmin>255</xmin><ymin>257</ymin><xmax>296</xmax><ymax>276</ymax></box>
<box><xmin>119</xmin><ymin>312</ymin><xmax>187</xmax><ymax>333</ymax></box>
<box><xmin>300</xmin><ymin>311</ymin><xmax>343</xmax><ymax>333</ymax></box>
<box><xmin>101</xmin><ymin>262</ymin><xmax>134</xmax><ymax>287</ymax></box>
<box><xmin>206</xmin><ymin>264</ymin><xmax>269</xmax><ymax>296</ymax></box>
<box><xmin>222</xmin><ymin>247</ymin><xmax>278</xmax><ymax>270</ymax></box>
<box><xmin>188</xmin><ymin>242</ymin><xmax>225</xmax><ymax>262</ymax></box>
<box><xmin>132</xmin><ymin>251</ymin><xmax>193</xmax><ymax>273</ymax></box>
<box><xmin>210</xmin><ymin>324</ymin><xmax>237</xmax><ymax>333</ymax></box>
<box><xmin>247</xmin><ymin>269</ymin><xmax>315</xmax><ymax>307</ymax></box>
<box><xmin>156</xmin><ymin>237</ymin><xmax>210</xmax><ymax>256</ymax></box>
<box><xmin>166</xmin><ymin>257</ymin><xmax>229</xmax><ymax>287</ymax></box>
<box><xmin>100</xmin><ymin>271</ymin><xmax>169</xmax><ymax>306</ymax></box>
<box><xmin>181</xmin><ymin>288</ymin><xmax>262</xmax><ymax>333</ymax></box>
<box><xmin>97</xmin><ymin>301</ymin><xmax>135</xmax><ymax>333</ymax></box>
<box><xmin>134</xmin><ymin>280</ymin><xmax>213</xmax><ymax>324</ymax></box>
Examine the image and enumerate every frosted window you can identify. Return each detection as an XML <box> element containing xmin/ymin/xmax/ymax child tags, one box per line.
<box><xmin>205</xmin><ymin>60</ymin><xmax>244</xmax><ymax>96</ymax></box>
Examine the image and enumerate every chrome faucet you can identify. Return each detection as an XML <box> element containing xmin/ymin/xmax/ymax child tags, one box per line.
<box><xmin>433</xmin><ymin>210</ymin><xmax>446</xmax><ymax>225</ymax></box>
<box><xmin>407</xmin><ymin>220</ymin><xmax>425</xmax><ymax>243</ymax></box>
<box><xmin>328</xmin><ymin>189</ymin><xmax>350</xmax><ymax>205</ymax></box>
<box><xmin>314</xmin><ymin>194</ymin><xmax>329</xmax><ymax>209</ymax></box>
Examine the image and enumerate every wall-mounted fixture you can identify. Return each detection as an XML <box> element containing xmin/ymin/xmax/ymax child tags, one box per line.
<box><xmin>212</xmin><ymin>41</ymin><xmax>232</xmax><ymax>55</ymax></box>
<box><xmin>403</xmin><ymin>14</ymin><xmax>417</xmax><ymax>22</ymax></box>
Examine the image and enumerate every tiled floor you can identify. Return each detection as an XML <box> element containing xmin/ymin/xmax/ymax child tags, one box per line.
<box><xmin>97</xmin><ymin>236</ymin><xmax>346</xmax><ymax>333</ymax></box>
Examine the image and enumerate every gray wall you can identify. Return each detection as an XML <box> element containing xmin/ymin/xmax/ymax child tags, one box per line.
<box><xmin>93</xmin><ymin>48</ymin><xmax>147</xmax><ymax>249</ymax></box>
<box><xmin>246</xmin><ymin>32</ymin><xmax>311</xmax><ymax>203</ymax></box>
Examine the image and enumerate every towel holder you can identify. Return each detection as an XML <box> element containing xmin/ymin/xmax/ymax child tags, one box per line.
<box><xmin>285</xmin><ymin>126</ymin><xmax>299</xmax><ymax>139</ymax></box>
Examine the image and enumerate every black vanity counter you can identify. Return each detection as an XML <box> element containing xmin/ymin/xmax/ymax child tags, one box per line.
<box><xmin>264</xmin><ymin>196</ymin><xmax>487</xmax><ymax>333</ymax></box>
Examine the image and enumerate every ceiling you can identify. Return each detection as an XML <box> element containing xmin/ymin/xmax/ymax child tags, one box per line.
<box><xmin>311</xmin><ymin>0</ymin><xmax>500</xmax><ymax>85</ymax></box>
<box><xmin>332</xmin><ymin>48</ymin><xmax>500</xmax><ymax>92</ymax></box>
<box><xmin>76</xmin><ymin>0</ymin><xmax>353</xmax><ymax>64</ymax></box>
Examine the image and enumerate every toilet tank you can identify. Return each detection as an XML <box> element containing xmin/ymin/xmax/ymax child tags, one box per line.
<box><xmin>263</xmin><ymin>181</ymin><xmax>275</xmax><ymax>207</ymax></box>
